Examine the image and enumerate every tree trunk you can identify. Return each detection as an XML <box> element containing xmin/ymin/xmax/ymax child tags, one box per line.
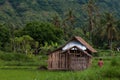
<box><xmin>108</xmin><ymin>39</ymin><xmax>112</xmax><ymax>50</ymax></box>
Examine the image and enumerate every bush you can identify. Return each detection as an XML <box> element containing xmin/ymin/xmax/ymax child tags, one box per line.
<box><xmin>97</xmin><ymin>50</ymin><xmax>114</xmax><ymax>57</ymax></box>
<box><xmin>110</xmin><ymin>57</ymin><xmax>120</xmax><ymax>66</ymax></box>
<box><xmin>0</xmin><ymin>52</ymin><xmax>34</xmax><ymax>62</ymax></box>
<box><xmin>103</xmin><ymin>66</ymin><xmax>120</xmax><ymax>78</ymax></box>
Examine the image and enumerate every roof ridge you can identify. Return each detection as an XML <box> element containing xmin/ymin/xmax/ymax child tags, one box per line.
<box><xmin>73</xmin><ymin>36</ymin><xmax>97</xmax><ymax>53</ymax></box>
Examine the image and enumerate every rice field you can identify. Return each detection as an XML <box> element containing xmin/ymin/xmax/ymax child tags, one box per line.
<box><xmin>0</xmin><ymin>68</ymin><xmax>119</xmax><ymax>80</ymax></box>
<box><xmin>0</xmin><ymin>58</ymin><xmax>120</xmax><ymax>80</ymax></box>
<box><xmin>0</xmin><ymin>51</ymin><xmax>120</xmax><ymax>80</ymax></box>
<box><xmin>0</xmin><ymin>68</ymin><xmax>105</xmax><ymax>80</ymax></box>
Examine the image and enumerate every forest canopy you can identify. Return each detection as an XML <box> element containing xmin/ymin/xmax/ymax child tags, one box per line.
<box><xmin>0</xmin><ymin>0</ymin><xmax>120</xmax><ymax>54</ymax></box>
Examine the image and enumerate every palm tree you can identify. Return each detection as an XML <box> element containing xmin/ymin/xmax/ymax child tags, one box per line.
<box><xmin>63</xmin><ymin>9</ymin><xmax>75</xmax><ymax>29</ymax></box>
<box><xmin>84</xmin><ymin>0</ymin><xmax>100</xmax><ymax>41</ymax></box>
<box><xmin>62</xmin><ymin>9</ymin><xmax>76</xmax><ymax>39</ymax></box>
<box><xmin>52</xmin><ymin>15</ymin><xmax>61</xmax><ymax>27</ymax></box>
<box><xmin>100</xmin><ymin>13</ymin><xmax>118</xmax><ymax>50</ymax></box>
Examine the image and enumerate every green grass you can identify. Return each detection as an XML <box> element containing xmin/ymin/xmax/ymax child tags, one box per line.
<box><xmin>0</xmin><ymin>51</ymin><xmax>47</xmax><ymax>67</ymax></box>
<box><xmin>0</xmin><ymin>58</ymin><xmax>120</xmax><ymax>80</ymax></box>
<box><xmin>0</xmin><ymin>66</ymin><xmax>119</xmax><ymax>80</ymax></box>
<box><xmin>95</xmin><ymin>49</ymin><xmax>120</xmax><ymax>57</ymax></box>
<box><xmin>0</xmin><ymin>69</ymin><xmax>100</xmax><ymax>80</ymax></box>
<box><xmin>0</xmin><ymin>51</ymin><xmax>120</xmax><ymax>80</ymax></box>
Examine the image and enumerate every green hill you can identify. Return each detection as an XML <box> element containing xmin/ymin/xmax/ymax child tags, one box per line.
<box><xmin>0</xmin><ymin>0</ymin><xmax>120</xmax><ymax>27</ymax></box>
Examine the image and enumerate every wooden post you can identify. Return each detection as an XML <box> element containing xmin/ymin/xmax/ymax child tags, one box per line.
<box><xmin>58</xmin><ymin>52</ymin><xmax>60</xmax><ymax>68</ymax></box>
<box><xmin>67</xmin><ymin>50</ymin><xmax>70</xmax><ymax>70</ymax></box>
<box><xmin>65</xmin><ymin>52</ymin><xmax>67</xmax><ymax>69</ymax></box>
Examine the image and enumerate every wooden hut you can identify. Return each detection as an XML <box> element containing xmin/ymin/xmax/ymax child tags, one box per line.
<box><xmin>48</xmin><ymin>36</ymin><xmax>97</xmax><ymax>71</ymax></box>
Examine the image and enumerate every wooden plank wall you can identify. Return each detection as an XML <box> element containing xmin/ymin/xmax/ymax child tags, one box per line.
<box><xmin>48</xmin><ymin>50</ymin><xmax>92</xmax><ymax>70</ymax></box>
<box><xmin>48</xmin><ymin>50</ymin><xmax>62</xmax><ymax>70</ymax></box>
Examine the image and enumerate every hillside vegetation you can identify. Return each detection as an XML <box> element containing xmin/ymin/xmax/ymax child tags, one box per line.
<box><xmin>0</xmin><ymin>0</ymin><xmax>120</xmax><ymax>27</ymax></box>
<box><xmin>0</xmin><ymin>0</ymin><xmax>120</xmax><ymax>54</ymax></box>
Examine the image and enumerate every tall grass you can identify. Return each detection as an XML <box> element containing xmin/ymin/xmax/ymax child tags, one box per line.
<box><xmin>1</xmin><ymin>62</ymin><xmax>120</xmax><ymax>80</ymax></box>
<box><xmin>0</xmin><ymin>51</ymin><xmax>33</xmax><ymax>61</ymax></box>
<box><xmin>0</xmin><ymin>51</ymin><xmax>47</xmax><ymax>69</ymax></box>
<box><xmin>0</xmin><ymin>51</ymin><xmax>120</xmax><ymax>80</ymax></box>
<box><xmin>1</xmin><ymin>66</ymin><xmax>119</xmax><ymax>80</ymax></box>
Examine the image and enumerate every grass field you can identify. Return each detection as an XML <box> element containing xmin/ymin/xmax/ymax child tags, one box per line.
<box><xmin>0</xmin><ymin>51</ymin><xmax>120</xmax><ymax>80</ymax></box>
<box><xmin>0</xmin><ymin>57</ymin><xmax>120</xmax><ymax>80</ymax></box>
<box><xmin>0</xmin><ymin>66</ymin><xmax>119</xmax><ymax>80</ymax></box>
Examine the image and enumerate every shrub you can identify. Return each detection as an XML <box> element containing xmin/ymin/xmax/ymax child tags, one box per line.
<box><xmin>103</xmin><ymin>66</ymin><xmax>120</xmax><ymax>78</ymax></box>
<box><xmin>110</xmin><ymin>57</ymin><xmax>119</xmax><ymax>66</ymax></box>
<box><xmin>0</xmin><ymin>52</ymin><xmax>34</xmax><ymax>62</ymax></box>
<box><xmin>0</xmin><ymin>52</ymin><xmax>14</xmax><ymax>61</ymax></box>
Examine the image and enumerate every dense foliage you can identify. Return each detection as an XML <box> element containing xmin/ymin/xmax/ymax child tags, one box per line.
<box><xmin>0</xmin><ymin>0</ymin><xmax>120</xmax><ymax>53</ymax></box>
<box><xmin>22</xmin><ymin>22</ymin><xmax>63</xmax><ymax>44</ymax></box>
<box><xmin>0</xmin><ymin>24</ymin><xmax>10</xmax><ymax>50</ymax></box>
<box><xmin>0</xmin><ymin>0</ymin><xmax>120</xmax><ymax>27</ymax></box>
